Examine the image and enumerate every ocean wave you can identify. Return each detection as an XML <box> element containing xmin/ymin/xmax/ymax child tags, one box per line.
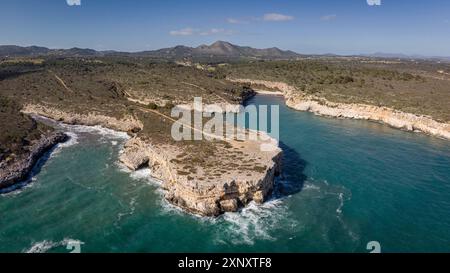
<box><xmin>217</xmin><ymin>199</ymin><xmax>297</xmax><ymax>245</ymax></box>
<box><xmin>24</xmin><ymin>238</ymin><xmax>84</xmax><ymax>253</ymax></box>
<box><xmin>59</xmin><ymin>132</ymin><xmax>79</xmax><ymax>148</ymax></box>
<box><xmin>336</xmin><ymin>192</ymin><xmax>344</xmax><ymax>214</ymax></box>
<box><xmin>0</xmin><ymin>177</ymin><xmax>38</xmax><ymax>196</ymax></box>
<box><xmin>49</xmin><ymin>132</ymin><xmax>79</xmax><ymax>159</ymax></box>
<box><xmin>61</xmin><ymin>124</ymin><xmax>129</xmax><ymax>140</ymax></box>
<box><xmin>118</xmin><ymin>164</ymin><xmax>163</xmax><ymax>187</ymax></box>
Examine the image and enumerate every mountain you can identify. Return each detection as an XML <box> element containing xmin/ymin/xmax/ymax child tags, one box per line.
<box><xmin>0</xmin><ymin>45</ymin><xmax>51</xmax><ymax>57</ymax></box>
<box><xmin>0</xmin><ymin>45</ymin><xmax>102</xmax><ymax>57</ymax></box>
<box><xmin>0</xmin><ymin>41</ymin><xmax>301</xmax><ymax>60</ymax></box>
<box><xmin>144</xmin><ymin>41</ymin><xmax>300</xmax><ymax>59</ymax></box>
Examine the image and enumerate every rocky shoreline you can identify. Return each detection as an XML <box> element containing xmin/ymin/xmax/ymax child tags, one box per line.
<box><xmin>0</xmin><ymin>132</ymin><xmax>68</xmax><ymax>190</ymax></box>
<box><xmin>119</xmin><ymin>136</ymin><xmax>282</xmax><ymax>216</ymax></box>
<box><xmin>229</xmin><ymin>78</ymin><xmax>450</xmax><ymax>140</ymax></box>
<box><xmin>20</xmin><ymin>104</ymin><xmax>283</xmax><ymax>216</ymax></box>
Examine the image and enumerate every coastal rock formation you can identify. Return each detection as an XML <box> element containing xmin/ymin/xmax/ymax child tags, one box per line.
<box><xmin>119</xmin><ymin>137</ymin><xmax>282</xmax><ymax>216</ymax></box>
<box><xmin>0</xmin><ymin>132</ymin><xmax>68</xmax><ymax>190</ymax></box>
<box><xmin>22</xmin><ymin>104</ymin><xmax>282</xmax><ymax>216</ymax></box>
<box><xmin>285</xmin><ymin>97</ymin><xmax>450</xmax><ymax>139</ymax></box>
<box><xmin>229</xmin><ymin>78</ymin><xmax>450</xmax><ymax>140</ymax></box>
<box><xmin>21</xmin><ymin>104</ymin><xmax>143</xmax><ymax>134</ymax></box>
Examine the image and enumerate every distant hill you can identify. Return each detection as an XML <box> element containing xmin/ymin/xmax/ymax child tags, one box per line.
<box><xmin>0</xmin><ymin>45</ymin><xmax>51</xmax><ymax>57</ymax></box>
<box><xmin>0</xmin><ymin>41</ymin><xmax>301</xmax><ymax>60</ymax></box>
<box><xmin>0</xmin><ymin>45</ymin><xmax>101</xmax><ymax>57</ymax></box>
<box><xmin>4</xmin><ymin>42</ymin><xmax>448</xmax><ymax>62</ymax></box>
<box><xmin>360</xmin><ymin>52</ymin><xmax>450</xmax><ymax>62</ymax></box>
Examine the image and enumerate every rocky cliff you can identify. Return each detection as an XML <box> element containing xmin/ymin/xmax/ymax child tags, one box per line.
<box><xmin>22</xmin><ymin>104</ymin><xmax>282</xmax><ymax>216</ymax></box>
<box><xmin>22</xmin><ymin>104</ymin><xmax>143</xmax><ymax>133</ymax></box>
<box><xmin>229</xmin><ymin>78</ymin><xmax>450</xmax><ymax>140</ymax></box>
<box><xmin>119</xmin><ymin>136</ymin><xmax>282</xmax><ymax>216</ymax></box>
<box><xmin>0</xmin><ymin>132</ymin><xmax>68</xmax><ymax>190</ymax></box>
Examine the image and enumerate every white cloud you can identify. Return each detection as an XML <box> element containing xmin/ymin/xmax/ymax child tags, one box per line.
<box><xmin>227</xmin><ymin>18</ymin><xmax>241</xmax><ymax>24</ymax></box>
<box><xmin>169</xmin><ymin>28</ymin><xmax>196</xmax><ymax>36</ymax></box>
<box><xmin>263</xmin><ymin>13</ymin><xmax>294</xmax><ymax>22</ymax></box>
<box><xmin>367</xmin><ymin>0</ymin><xmax>381</xmax><ymax>6</ymax></box>
<box><xmin>199</xmin><ymin>28</ymin><xmax>234</xmax><ymax>36</ymax></box>
<box><xmin>170</xmin><ymin>28</ymin><xmax>234</xmax><ymax>36</ymax></box>
<box><xmin>320</xmin><ymin>14</ymin><xmax>337</xmax><ymax>21</ymax></box>
<box><xmin>66</xmin><ymin>0</ymin><xmax>81</xmax><ymax>6</ymax></box>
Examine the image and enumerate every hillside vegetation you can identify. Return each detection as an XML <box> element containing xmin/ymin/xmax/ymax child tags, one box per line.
<box><xmin>221</xmin><ymin>59</ymin><xmax>450</xmax><ymax>122</ymax></box>
<box><xmin>0</xmin><ymin>57</ymin><xmax>252</xmax><ymax>167</ymax></box>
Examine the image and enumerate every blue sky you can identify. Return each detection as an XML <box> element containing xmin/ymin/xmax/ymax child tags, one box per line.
<box><xmin>1</xmin><ymin>0</ymin><xmax>450</xmax><ymax>55</ymax></box>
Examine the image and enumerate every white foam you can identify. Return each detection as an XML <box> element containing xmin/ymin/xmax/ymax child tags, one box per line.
<box><xmin>302</xmin><ymin>183</ymin><xmax>320</xmax><ymax>191</ymax></box>
<box><xmin>218</xmin><ymin>199</ymin><xmax>297</xmax><ymax>245</ymax></box>
<box><xmin>336</xmin><ymin>192</ymin><xmax>344</xmax><ymax>214</ymax></box>
<box><xmin>60</xmin><ymin>132</ymin><xmax>79</xmax><ymax>147</ymax></box>
<box><xmin>50</xmin><ymin>132</ymin><xmax>79</xmax><ymax>158</ymax></box>
<box><xmin>116</xmin><ymin>197</ymin><xmax>137</xmax><ymax>224</ymax></box>
<box><xmin>25</xmin><ymin>240</ymin><xmax>56</xmax><ymax>253</ymax></box>
<box><xmin>61</xmin><ymin>124</ymin><xmax>129</xmax><ymax>140</ymax></box>
<box><xmin>129</xmin><ymin>168</ymin><xmax>152</xmax><ymax>180</ymax></box>
<box><xmin>126</xmin><ymin>167</ymin><xmax>163</xmax><ymax>187</ymax></box>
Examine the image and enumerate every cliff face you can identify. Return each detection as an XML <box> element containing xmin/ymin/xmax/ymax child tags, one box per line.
<box><xmin>21</xmin><ymin>104</ymin><xmax>143</xmax><ymax>134</ymax></box>
<box><xmin>229</xmin><ymin>78</ymin><xmax>450</xmax><ymax>140</ymax></box>
<box><xmin>0</xmin><ymin>132</ymin><xmax>68</xmax><ymax>190</ymax></box>
<box><xmin>119</xmin><ymin>137</ymin><xmax>282</xmax><ymax>216</ymax></box>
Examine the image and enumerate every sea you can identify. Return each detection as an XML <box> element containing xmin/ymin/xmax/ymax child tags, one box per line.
<box><xmin>1</xmin><ymin>94</ymin><xmax>449</xmax><ymax>253</ymax></box>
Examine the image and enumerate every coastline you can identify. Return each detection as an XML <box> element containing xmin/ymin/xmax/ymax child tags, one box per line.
<box><xmin>0</xmin><ymin>132</ymin><xmax>68</xmax><ymax>191</ymax></box>
<box><xmin>230</xmin><ymin>78</ymin><xmax>450</xmax><ymax>140</ymax></box>
<box><xmin>19</xmin><ymin>104</ymin><xmax>283</xmax><ymax>216</ymax></box>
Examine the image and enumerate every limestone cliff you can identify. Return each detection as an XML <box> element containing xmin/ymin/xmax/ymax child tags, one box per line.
<box><xmin>229</xmin><ymin>78</ymin><xmax>450</xmax><ymax>140</ymax></box>
<box><xmin>119</xmin><ymin>137</ymin><xmax>282</xmax><ymax>216</ymax></box>
<box><xmin>21</xmin><ymin>104</ymin><xmax>143</xmax><ymax>133</ymax></box>
<box><xmin>0</xmin><ymin>132</ymin><xmax>68</xmax><ymax>190</ymax></box>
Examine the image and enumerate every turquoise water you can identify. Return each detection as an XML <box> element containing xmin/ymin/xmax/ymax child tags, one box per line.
<box><xmin>1</xmin><ymin>95</ymin><xmax>450</xmax><ymax>253</ymax></box>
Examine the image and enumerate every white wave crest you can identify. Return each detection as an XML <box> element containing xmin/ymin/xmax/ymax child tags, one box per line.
<box><xmin>60</xmin><ymin>132</ymin><xmax>79</xmax><ymax>147</ymax></box>
<box><xmin>61</xmin><ymin>124</ymin><xmax>129</xmax><ymax>140</ymax></box>
<box><xmin>218</xmin><ymin>199</ymin><xmax>297</xmax><ymax>245</ymax></box>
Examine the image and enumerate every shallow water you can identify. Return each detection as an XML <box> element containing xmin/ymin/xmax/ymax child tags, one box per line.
<box><xmin>0</xmin><ymin>95</ymin><xmax>449</xmax><ymax>253</ymax></box>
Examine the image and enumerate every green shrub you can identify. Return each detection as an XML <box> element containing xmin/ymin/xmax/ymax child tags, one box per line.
<box><xmin>147</xmin><ymin>102</ymin><xmax>158</xmax><ymax>110</ymax></box>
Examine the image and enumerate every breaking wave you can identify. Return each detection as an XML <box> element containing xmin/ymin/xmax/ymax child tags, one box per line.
<box><xmin>216</xmin><ymin>199</ymin><xmax>298</xmax><ymax>245</ymax></box>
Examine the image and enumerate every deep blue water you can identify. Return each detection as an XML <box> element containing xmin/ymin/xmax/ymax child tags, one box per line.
<box><xmin>0</xmin><ymin>94</ymin><xmax>449</xmax><ymax>253</ymax></box>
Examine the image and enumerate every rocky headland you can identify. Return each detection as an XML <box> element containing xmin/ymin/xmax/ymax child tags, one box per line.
<box><xmin>0</xmin><ymin>131</ymin><xmax>68</xmax><ymax>190</ymax></box>
<box><xmin>119</xmin><ymin>136</ymin><xmax>282</xmax><ymax>216</ymax></box>
<box><xmin>20</xmin><ymin>104</ymin><xmax>282</xmax><ymax>216</ymax></box>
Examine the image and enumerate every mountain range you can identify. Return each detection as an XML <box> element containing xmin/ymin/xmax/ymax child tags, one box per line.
<box><xmin>0</xmin><ymin>41</ymin><xmax>301</xmax><ymax>60</ymax></box>
<box><xmin>1</xmin><ymin>41</ymin><xmax>449</xmax><ymax>62</ymax></box>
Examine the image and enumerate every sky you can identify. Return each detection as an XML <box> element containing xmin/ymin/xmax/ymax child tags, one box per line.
<box><xmin>1</xmin><ymin>0</ymin><xmax>450</xmax><ymax>56</ymax></box>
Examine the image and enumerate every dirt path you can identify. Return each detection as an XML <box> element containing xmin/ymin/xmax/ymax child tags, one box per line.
<box><xmin>181</xmin><ymin>81</ymin><xmax>229</xmax><ymax>103</ymax></box>
<box><xmin>124</xmin><ymin>87</ymin><xmax>259</xmax><ymax>143</ymax></box>
<box><xmin>48</xmin><ymin>70</ymin><xmax>73</xmax><ymax>93</ymax></box>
